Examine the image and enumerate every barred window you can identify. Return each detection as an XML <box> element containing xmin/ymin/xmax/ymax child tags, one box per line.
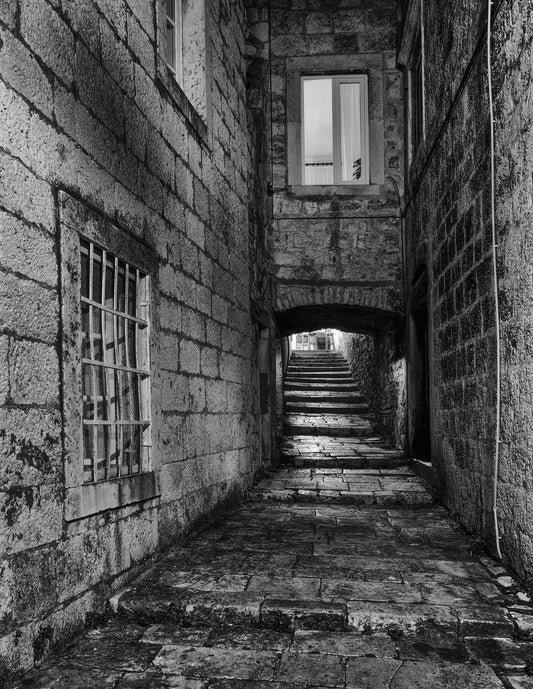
<box><xmin>80</xmin><ymin>240</ymin><xmax>151</xmax><ymax>483</ymax></box>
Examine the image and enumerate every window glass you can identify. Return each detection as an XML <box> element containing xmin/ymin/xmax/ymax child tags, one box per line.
<box><xmin>165</xmin><ymin>0</ymin><xmax>183</xmax><ymax>82</ymax></box>
<box><xmin>303</xmin><ymin>79</ymin><xmax>333</xmax><ymax>184</ymax></box>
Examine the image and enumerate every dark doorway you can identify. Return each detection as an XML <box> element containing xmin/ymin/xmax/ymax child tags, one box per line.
<box><xmin>410</xmin><ymin>266</ymin><xmax>431</xmax><ymax>460</ymax></box>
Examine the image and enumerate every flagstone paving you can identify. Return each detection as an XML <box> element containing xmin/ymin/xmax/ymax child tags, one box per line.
<box><xmin>11</xmin><ymin>351</ymin><xmax>533</xmax><ymax>688</ymax></box>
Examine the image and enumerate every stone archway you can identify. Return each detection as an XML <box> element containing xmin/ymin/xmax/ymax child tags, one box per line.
<box><xmin>275</xmin><ymin>283</ymin><xmax>402</xmax><ymax>336</ymax></box>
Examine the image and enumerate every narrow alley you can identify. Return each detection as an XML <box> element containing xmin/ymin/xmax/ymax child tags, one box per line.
<box><xmin>13</xmin><ymin>352</ymin><xmax>533</xmax><ymax>688</ymax></box>
<box><xmin>4</xmin><ymin>0</ymin><xmax>533</xmax><ymax>682</ymax></box>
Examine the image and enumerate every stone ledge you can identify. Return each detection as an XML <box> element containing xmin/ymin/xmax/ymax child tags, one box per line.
<box><xmin>287</xmin><ymin>183</ymin><xmax>384</xmax><ymax>197</ymax></box>
<box><xmin>65</xmin><ymin>471</ymin><xmax>161</xmax><ymax>521</ymax></box>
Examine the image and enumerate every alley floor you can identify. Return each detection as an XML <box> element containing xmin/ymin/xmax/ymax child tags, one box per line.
<box><xmin>11</xmin><ymin>353</ymin><xmax>533</xmax><ymax>688</ymax></box>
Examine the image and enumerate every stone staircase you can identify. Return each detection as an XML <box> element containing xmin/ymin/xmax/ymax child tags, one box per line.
<box><xmin>284</xmin><ymin>351</ymin><xmax>372</xmax><ymax>437</ymax></box>
<box><xmin>251</xmin><ymin>349</ymin><xmax>433</xmax><ymax>507</ymax></box>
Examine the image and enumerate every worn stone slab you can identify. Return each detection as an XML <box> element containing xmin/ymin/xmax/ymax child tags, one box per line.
<box><xmin>465</xmin><ymin>637</ymin><xmax>533</xmax><ymax>671</ymax></box>
<box><xmin>153</xmin><ymin>645</ymin><xmax>278</xmax><ymax>680</ymax></box>
<box><xmin>390</xmin><ymin>661</ymin><xmax>505</xmax><ymax>688</ymax></box>
<box><xmin>118</xmin><ymin>588</ymin><xmax>263</xmax><ymax>626</ymax></box>
<box><xmin>275</xmin><ymin>652</ymin><xmax>345</xmax><ymax>686</ymax></box>
<box><xmin>247</xmin><ymin>575</ymin><xmax>321</xmax><ymax>598</ymax></box>
<box><xmin>395</xmin><ymin>634</ymin><xmax>470</xmax><ymax>662</ymax></box>
<box><xmin>292</xmin><ymin>630</ymin><xmax>397</xmax><ymax>657</ymax></box>
<box><xmin>260</xmin><ymin>598</ymin><xmax>347</xmax><ymax>631</ymax></box>
<box><xmin>321</xmin><ymin>580</ymin><xmax>423</xmax><ymax>604</ymax></box>
<box><xmin>207</xmin><ymin>626</ymin><xmax>292</xmax><ymax>652</ymax></box>
<box><xmin>456</xmin><ymin>605</ymin><xmax>515</xmax><ymax>636</ymax></box>
<box><xmin>141</xmin><ymin>625</ymin><xmax>212</xmax><ymax>646</ymax></box>
<box><xmin>509</xmin><ymin>608</ymin><xmax>533</xmax><ymax>637</ymax></box>
<box><xmin>12</xmin><ymin>668</ymin><xmax>123</xmax><ymax>689</ymax></box>
<box><xmin>117</xmin><ymin>674</ymin><xmax>203</xmax><ymax>688</ymax></box>
<box><xmin>347</xmin><ymin>601</ymin><xmax>458</xmax><ymax>634</ymax></box>
<box><xmin>345</xmin><ymin>657</ymin><xmax>402</xmax><ymax>688</ymax></box>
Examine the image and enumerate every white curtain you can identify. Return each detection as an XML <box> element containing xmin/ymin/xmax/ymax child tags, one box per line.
<box><xmin>340</xmin><ymin>83</ymin><xmax>361</xmax><ymax>181</ymax></box>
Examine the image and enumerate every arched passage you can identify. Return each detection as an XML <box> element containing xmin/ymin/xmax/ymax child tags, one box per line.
<box><xmin>276</xmin><ymin>304</ymin><xmax>400</xmax><ymax>338</ymax></box>
<box><xmin>275</xmin><ymin>301</ymin><xmax>406</xmax><ymax>450</ymax></box>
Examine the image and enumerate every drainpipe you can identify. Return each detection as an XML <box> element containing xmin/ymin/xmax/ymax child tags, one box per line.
<box><xmin>487</xmin><ymin>0</ymin><xmax>503</xmax><ymax>560</ymax></box>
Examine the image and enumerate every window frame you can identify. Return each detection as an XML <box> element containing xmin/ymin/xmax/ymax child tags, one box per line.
<box><xmin>398</xmin><ymin>0</ymin><xmax>425</xmax><ymax>169</ymax></box>
<box><xmin>165</xmin><ymin>0</ymin><xmax>183</xmax><ymax>85</ymax></box>
<box><xmin>301</xmin><ymin>74</ymin><xmax>370</xmax><ymax>186</ymax></box>
<box><xmin>156</xmin><ymin>0</ymin><xmax>210</xmax><ymax>141</ymax></box>
<box><xmin>59</xmin><ymin>192</ymin><xmax>160</xmax><ymax>522</ymax></box>
<box><xmin>80</xmin><ymin>239</ymin><xmax>152</xmax><ymax>485</ymax></box>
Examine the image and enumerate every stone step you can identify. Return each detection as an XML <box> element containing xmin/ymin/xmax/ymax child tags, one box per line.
<box><xmin>284</xmin><ymin>454</ymin><xmax>406</xmax><ymax>469</ymax></box>
<box><xmin>285</xmin><ymin>402</ymin><xmax>370</xmax><ymax>414</ymax></box>
<box><xmin>285</xmin><ymin>390</ymin><xmax>366</xmax><ymax>403</ymax></box>
<box><xmin>285</xmin><ymin>377</ymin><xmax>356</xmax><ymax>386</ymax></box>
<box><xmin>252</xmin><ymin>471</ymin><xmax>435</xmax><ymax>509</ymax></box>
<box><xmin>286</xmin><ymin>371</ymin><xmax>354</xmax><ymax>379</ymax></box>
<box><xmin>281</xmin><ymin>437</ymin><xmax>406</xmax><ymax>469</ymax></box>
<box><xmin>291</xmin><ymin>350</ymin><xmax>345</xmax><ymax>354</ymax></box>
<box><xmin>285</xmin><ymin>382</ymin><xmax>360</xmax><ymax>392</ymax></box>
<box><xmin>289</xmin><ymin>352</ymin><xmax>346</xmax><ymax>361</ymax></box>
<box><xmin>284</xmin><ymin>421</ymin><xmax>374</xmax><ymax>438</ymax></box>
<box><xmin>118</xmin><ymin>589</ymin><xmax>487</xmax><ymax>639</ymax></box>
<box><xmin>286</xmin><ymin>366</ymin><xmax>353</xmax><ymax>379</ymax></box>
<box><xmin>287</xmin><ymin>360</ymin><xmax>350</xmax><ymax>371</ymax></box>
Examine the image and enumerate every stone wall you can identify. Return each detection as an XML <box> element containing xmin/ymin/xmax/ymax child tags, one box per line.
<box><xmin>0</xmin><ymin>0</ymin><xmax>269</xmax><ymax>676</ymax></box>
<box><xmin>402</xmin><ymin>0</ymin><xmax>533</xmax><ymax>583</ymax></box>
<box><xmin>492</xmin><ymin>0</ymin><xmax>533</xmax><ymax>584</ymax></box>
<box><xmin>403</xmin><ymin>0</ymin><xmax>497</xmax><ymax>542</ymax></box>
<box><xmin>268</xmin><ymin>0</ymin><xmax>404</xmax><ymax>329</ymax></box>
<box><xmin>339</xmin><ymin>330</ymin><xmax>405</xmax><ymax>448</ymax></box>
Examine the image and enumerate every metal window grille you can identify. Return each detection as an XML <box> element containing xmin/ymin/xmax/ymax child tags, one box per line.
<box><xmin>80</xmin><ymin>239</ymin><xmax>151</xmax><ymax>484</ymax></box>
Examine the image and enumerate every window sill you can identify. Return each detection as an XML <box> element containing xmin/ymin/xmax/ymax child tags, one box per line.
<box><xmin>65</xmin><ymin>471</ymin><xmax>160</xmax><ymax>521</ymax></box>
<box><xmin>156</xmin><ymin>62</ymin><xmax>208</xmax><ymax>148</ymax></box>
<box><xmin>287</xmin><ymin>184</ymin><xmax>383</xmax><ymax>197</ymax></box>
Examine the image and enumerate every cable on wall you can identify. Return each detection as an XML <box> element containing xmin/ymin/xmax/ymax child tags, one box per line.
<box><xmin>487</xmin><ymin>0</ymin><xmax>503</xmax><ymax>560</ymax></box>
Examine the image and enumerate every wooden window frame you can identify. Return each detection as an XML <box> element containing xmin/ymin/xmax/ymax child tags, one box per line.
<box><xmin>301</xmin><ymin>74</ymin><xmax>369</xmax><ymax>186</ymax></box>
<box><xmin>165</xmin><ymin>0</ymin><xmax>183</xmax><ymax>85</ymax></box>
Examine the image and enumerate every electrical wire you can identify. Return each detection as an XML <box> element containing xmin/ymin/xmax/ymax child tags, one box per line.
<box><xmin>487</xmin><ymin>0</ymin><xmax>503</xmax><ymax>560</ymax></box>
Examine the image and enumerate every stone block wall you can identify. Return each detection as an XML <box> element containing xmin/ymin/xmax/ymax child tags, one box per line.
<box><xmin>492</xmin><ymin>0</ymin><xmax>533</xmax><ymax>584</ymax></box>
<box><xmin>403</xmin><ymin>0</ymin><xmax>498</xmax><ymax>540</ymax></box>
<box><xmin>0</xmin><ymin>0</ymin><xmax>269</xmax><ymax>676</ymax></box>
<box><xmin>339</xmin><ymin>330</ymin><xmax>405</xmax><ymax>448</ymax></box>
<box><xmin>403</xmin><ymin>0</ymin><xmax>533</xmax><ymax>583</ymax></box>
<box><xmin>268</xmin><ymin>0</ymin><xmax>404</xmax><ymax>329</ymax></box>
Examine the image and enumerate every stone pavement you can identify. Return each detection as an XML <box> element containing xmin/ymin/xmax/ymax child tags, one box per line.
<box><xmin>11</xmin><ymin>351</ymin><xmax>533</xmax><ymax>688</ymax></box>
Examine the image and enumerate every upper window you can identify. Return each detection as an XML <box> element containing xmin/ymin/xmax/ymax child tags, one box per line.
<box><xmin>165</xmin><ymin>0</ymin><xmax>183</xmax><ymax>84</ymax></box>
<box><xmin>158</xmin><ymin>0</ymin><xmax>208</xmax><ymax>126</ymax></box>
<box><xmin>302</xmin><ymin>75</ymin><xmax>369</xmax><ymax>185</ymax></box>
<box><xmin>80</xmin><ymin>240</ymin><xmax>151</xmax><ymax>484</ymax></box>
